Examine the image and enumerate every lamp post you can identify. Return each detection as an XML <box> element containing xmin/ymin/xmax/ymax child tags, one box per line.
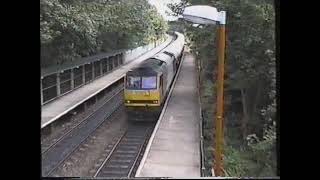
<box><xmin>182</xmin><ymin>5</ymin><xmax>226</xmax><ymax>177</ymax></box>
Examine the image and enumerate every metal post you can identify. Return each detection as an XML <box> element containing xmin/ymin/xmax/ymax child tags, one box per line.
<box><xmin>100</xmin><ymin>60</ymin><xmax>103</xmax><ymax>75</ymax></box>
<box><xmin>120</xmin><ymin>54</ymin><xmax>123</xmax><ymax>65</ymax></box>
<box><xmin>71</xmin><ymin>69</ymin><xmax>74</xmax><ymax>89</ymax></box>
<box><xmin>105</xmin><ymin>61</ymin><xmax>108</xmax><ymax>73</ymax></box>
<box><xmin>92</xmin><ymin>63</ymin><xmax>95</xmax><ymax>80</ymax></box>
<box><xmin>82</xmin><ymin>65</ymin><xmax>86</xmax><ymax>84</ymax></box>
<box><xmin>214</xmin><ymin>11</ymin><xmax>226</xmax><ymax>177</ymax></box>
<box><xmin>56</xmin><ymin>73</ymin><xmax>61</xmax><ymax>96</ymax></box>
<box><xmin>113</xmin><ymin>56</ymin><xmax>116</xmax><ymax>69</ymax></box>
<box><xmin>118</xmin><ymin>54</ymin><xmax>121</xmax><ymax>65</ymax></box>
<box><xmin>116</xmin><ymin>55</ymin><xmax>118</xmax><ymax>66</ymax></box>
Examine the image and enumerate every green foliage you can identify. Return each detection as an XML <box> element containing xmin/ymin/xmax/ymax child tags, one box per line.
<box><xmin>247</xmin><ymin>121</ymin><xmax>277</xmax><ymax>174</ymax></box>
<box><xmin>224</xmin><ymin>146</ymin><xmax>248</xmax><ymax>177</ymax></box>
<box><xmin>41</xmin><ymin>0</ymin><xmax>168</xmax><ymax>68</ymax></box>
<box><xmin>224</xmin><ymin>122</ymin><xmax>276</xmax><ymax>177</ymax></box>
<box><xmin>168</xmin><ymin>0</ymin><xmax>276</xmax><ymax>177</ymax></box>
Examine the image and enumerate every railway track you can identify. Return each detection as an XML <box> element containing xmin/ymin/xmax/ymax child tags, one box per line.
<box><xmin>92</xmin><ymin>43</ymin><xmax>184</xmax><ymax>178</ymax></box>
<box><xmin>41</xmin><ymin>88</ymin><xmax>124</xmax><ymax>177</ymax></box>
<box><xmin>94</xmin><ymin>122</ymin><xmax>155</xmax><ymax>178</ymax></box>
<box><xmin>41</xmin><ymin>84</ymin><xmax>124</xmax><ymax>154</ymax></box>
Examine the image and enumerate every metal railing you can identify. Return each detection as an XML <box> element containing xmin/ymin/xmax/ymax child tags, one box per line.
<box><xmin>41</xmin><ymin>39</ymin><xmax>166</xmax><ymax>105</ymax></box>
<box><xmin>198</xmin><ymin>55</ymin><xmax>206</xmax><ymax>177</ymax></box>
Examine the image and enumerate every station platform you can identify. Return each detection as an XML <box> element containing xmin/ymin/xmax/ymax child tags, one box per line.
<box><xmin>41</xmin><ymin>36</ymin><xmax>173</xmax><ymax>129</ymax></box>
<box><xmin>135</xmin><ymin>52</ymin><xmax>201</xmax><ymax>178</ymax></box>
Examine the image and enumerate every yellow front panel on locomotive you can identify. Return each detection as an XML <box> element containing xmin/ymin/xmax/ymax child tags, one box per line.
<box><xmin>124</xmin><ymin>90</ymin><xmax>160</xmax><ymax>106</ymax></box>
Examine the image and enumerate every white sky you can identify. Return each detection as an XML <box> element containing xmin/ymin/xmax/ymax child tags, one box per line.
<box><xmin>148</xmin><ymin>0</ymin><xmax>181</xmax><ymax>21</ymax></box>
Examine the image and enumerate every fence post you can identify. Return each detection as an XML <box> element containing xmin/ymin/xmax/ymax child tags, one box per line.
<box><xmin>71</xmin><ymin>69</ymin><xmax>74</xmax><ymax>89</ymax></box>
<box><xmin>100</xmin><ymin>60</ymin><xmax>103</xmax><ymax>75</ymax></box>
<box><xmin>56</xmin><ymin>73</ymin><xmax>61</xmax><ymax>96</ymax></box>
<box><xmin>82</xmin><ymin>65</ymin><xmax>85</xmax><ymax>84</ymax></box>
<box><xmin>92</xmin><ymin>62</ymin><xmax>95</xmax><ymax>80</ymax></box>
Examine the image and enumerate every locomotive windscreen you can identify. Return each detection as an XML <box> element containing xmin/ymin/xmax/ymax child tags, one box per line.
<box><xmin>142</xmin><ymin>76</ymin><xmax>157</xmax><ymax>89</ymax></box>
<box><xmin>126</xmin><ymin>76</ymin><xmax>141</xmax><ymax>89</ymax></box>
<box><xmin>126</xmin><ymin>76</ymin><xmax>157</xmax><ymax>90</ymax></box>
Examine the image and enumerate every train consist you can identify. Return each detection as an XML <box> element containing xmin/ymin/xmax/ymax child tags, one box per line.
<box><xmin>124</xmin><ymin>32</ymin><xmax>185</xmax><ymax>121</ymax></box>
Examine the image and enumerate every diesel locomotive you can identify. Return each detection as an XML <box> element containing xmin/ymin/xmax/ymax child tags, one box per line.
<box><xmin>124</xmin><ymin>32</ymin><xmax>185</xmax><ymax>121</ymax></box>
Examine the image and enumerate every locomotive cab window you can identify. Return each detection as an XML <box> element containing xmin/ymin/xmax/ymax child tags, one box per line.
<box><xmin>126</xmin><ymin>76</ymin><xmax>157</xmax><ymax>90</ymax></box>
<box><xmin>142</xmin><ymin>76</ymin><xmax>157</xmax><ymax>89</ymax></box>
<box><xmin>126</xmin><ymin>76</ymin><xmax>141</xmax><ymax>89</ymax></box>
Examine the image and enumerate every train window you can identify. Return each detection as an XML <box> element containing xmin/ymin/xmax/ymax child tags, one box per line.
<box><xmin>126</xmin><ymin>76</ymin><xmax>141</xmax><ymax>89</ymax></box>
<box><xmin>142</xmin><ymin>76</ymin><xmax>157</xmax><ymax>89</ymax></box>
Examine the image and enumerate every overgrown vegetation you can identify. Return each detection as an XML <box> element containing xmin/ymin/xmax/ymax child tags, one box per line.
<box><xmin>40</xmin><ymin>0</ymin><xmax>168</xmax><ymax>68</ymax></box>
<box><xmin>168</xmin><ymin>0</ymin><xmax>277</xmax><ymax>177</ymax></box>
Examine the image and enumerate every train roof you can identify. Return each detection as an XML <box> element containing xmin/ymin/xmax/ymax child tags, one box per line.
<box><xmin>127</xmin><ymin>58</ymin><xmax>166</xmax><ymax>76</ymax></box>
<box><xmin>126</xmin><ymin>32</ymin><xmax>184</xmax><ymax>77</ymax></box>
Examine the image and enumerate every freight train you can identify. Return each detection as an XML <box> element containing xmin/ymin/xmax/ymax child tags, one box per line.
<box><xmin>124</xmin><ymin>32</ymin><xmax>185</xmax><ymax>121</ymax></box>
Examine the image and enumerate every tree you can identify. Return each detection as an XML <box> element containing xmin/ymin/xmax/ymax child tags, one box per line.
<box><xmin>40</xmin><ymin>0</ymin><xmax>168</xmax><ymax>68</ymax></box>
<box><xmin>168</xmin><ymin>0</ymin><xmax>276</xmax><ymax>176</ymax></box>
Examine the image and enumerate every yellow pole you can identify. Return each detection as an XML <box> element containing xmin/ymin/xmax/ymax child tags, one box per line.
<box><xmin>214</xmin><ymin>23</ymin><xmax>226</xmax><ymax>176</ymax></box>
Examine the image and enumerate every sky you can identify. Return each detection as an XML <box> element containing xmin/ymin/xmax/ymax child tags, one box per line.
<box><xmin>148</xmin><ymin>0</ymin><xmax>181</xmax><ymax>21</ymax></box>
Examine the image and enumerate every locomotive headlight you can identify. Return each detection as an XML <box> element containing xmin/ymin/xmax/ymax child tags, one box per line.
<box><xmin>126</xmin><ymin>100</ymin><xmax>130</xmax><ymax>103</ymax></box>
<box><xmin>153</xmin><ymin>100</ymin><xmax>158</xmax><ymax>104</ymax></box>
